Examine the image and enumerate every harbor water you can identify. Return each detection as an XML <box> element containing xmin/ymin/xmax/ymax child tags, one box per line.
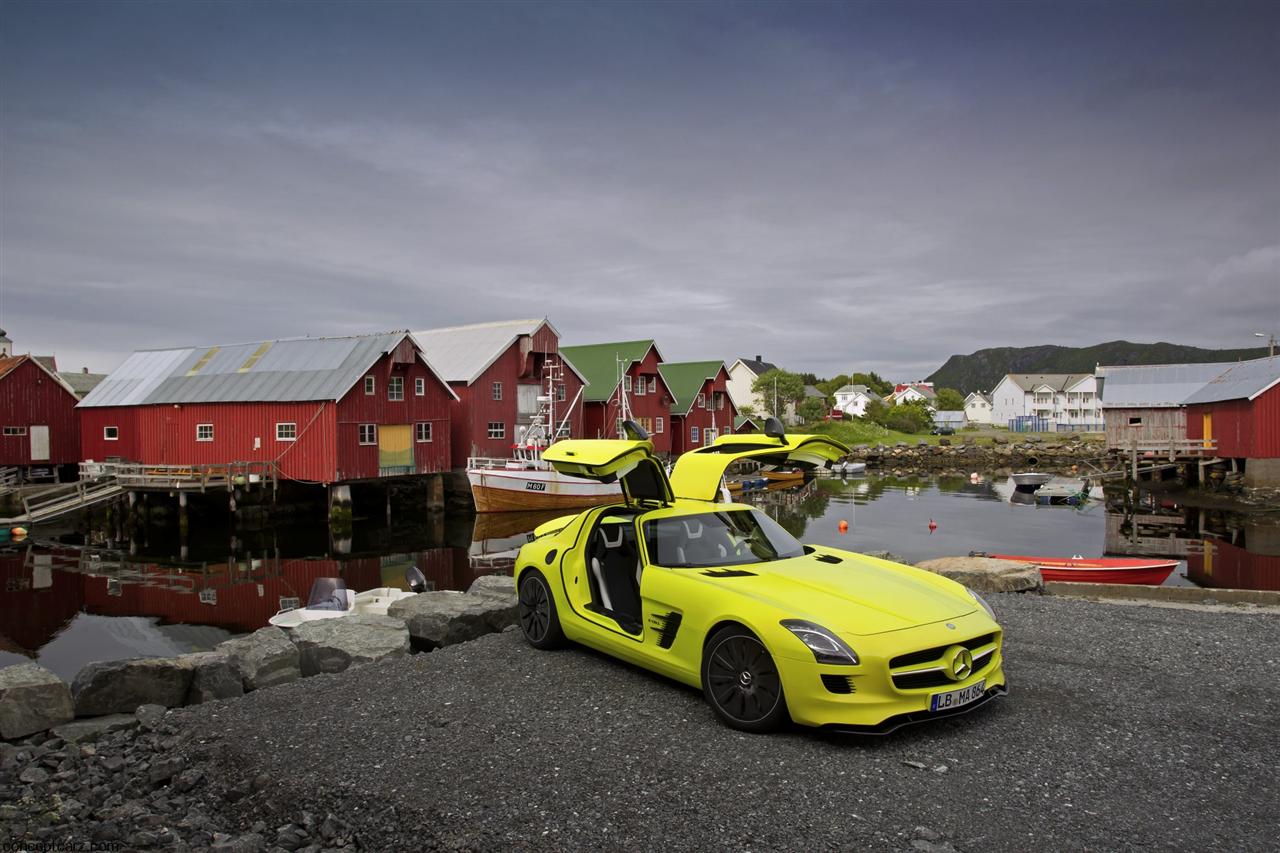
<box><xmin>2</xmin><ymin>473</ymin><xmax>1275</xmax><ymax>679</ymax></box>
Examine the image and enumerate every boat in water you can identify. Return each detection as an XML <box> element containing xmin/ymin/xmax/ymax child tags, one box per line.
<box><xmin>981</xmin><ymin>553</ymin><xmax>1178</xmax><ymax>585</ymax></box>
<box><xmin>467</xmin><ymin>357</ymin><xmax>620</xmax><ymax>512</ymax></box>
<box><xmin>269</xmin><ymin>568</ymin><xmax>430</xmax><ymax>628</ymax></box>
<box><xmin>1011</xmin><ymin>472</ymin><xmax>1054</xmax><ymax>488</ymax></box>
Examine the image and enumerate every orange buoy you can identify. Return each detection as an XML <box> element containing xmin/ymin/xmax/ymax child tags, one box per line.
<box><xmin>11</xmin><ymin>526</ymin><xmax>27</xmax><ymax>539</ymax></box>
<box><xmin>838</xmin><ymin>519</ymin><xmax>849</xmax><ymax>534</ymax></box>
<box><xmin>927</xmin><ymin>518</ymin><xmax>937</xmax><ymax>533</ymax></box>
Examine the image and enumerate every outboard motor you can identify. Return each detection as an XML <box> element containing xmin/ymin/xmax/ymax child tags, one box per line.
<box><xmin>406</xmin><ymin>565</ymin><xmax>428</xmax><ymax>594</ymax></box>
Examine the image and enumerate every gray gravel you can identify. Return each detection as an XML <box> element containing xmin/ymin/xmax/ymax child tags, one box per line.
<box><xmin>5</xmin><ymin>594</ymin><xmax>1279</xmax><ymax>851</ymax></box>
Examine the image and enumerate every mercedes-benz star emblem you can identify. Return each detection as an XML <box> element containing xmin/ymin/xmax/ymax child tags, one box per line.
<box><xmin>951</xmin><ymin>649</ymin><xmax>973</xmax><ymax>680</ymax></box>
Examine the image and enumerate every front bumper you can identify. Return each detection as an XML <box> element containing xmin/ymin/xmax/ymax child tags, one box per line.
<box><xmin>774</xmin><ymin>611</ymin><xmax>1008</xmax><ymax>731</ymax></box>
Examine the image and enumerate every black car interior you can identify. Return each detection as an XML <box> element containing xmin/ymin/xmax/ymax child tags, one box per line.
<box><xmin>585</xmin><ymin>509</ymin><xmax>643</xmax><ymax>633</ymax></box>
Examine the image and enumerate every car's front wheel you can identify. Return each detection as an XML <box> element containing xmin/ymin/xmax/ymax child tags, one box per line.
<box><xmin>517</xmin><ymin>568</ymin><xmax>564</xmax><ymax>650</ymax></box>
<box><xmin>701</xmin><ymin>625</ymin><xmax>789</xmax><ymax>733</ymax></box>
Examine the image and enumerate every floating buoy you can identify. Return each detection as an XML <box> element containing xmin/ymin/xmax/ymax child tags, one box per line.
<box><xmin>927</xmin><ymin>519</ymin><xmax>937</xmax><ymax>533</ymax></box>
<box><xmin>11</xmin><ymin>526</ymin><xmax>28</xmax><ymax>539</ymax></box>
<box><xmin>838</xmin><ymin>519</ymin><xmax>849</xmax><ymax>534</ymax></box>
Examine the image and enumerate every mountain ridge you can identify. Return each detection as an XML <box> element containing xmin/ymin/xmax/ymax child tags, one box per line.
<box><xmin>926</xmin><ymin>340</ymin><xmax>1270</xmax><ymax>395</ymax></box>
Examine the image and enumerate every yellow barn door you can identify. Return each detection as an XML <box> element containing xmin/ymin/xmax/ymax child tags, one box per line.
<box><xmin>1202</xmin><ymin>412</ymin><xmax>1213</xmax><ymax>450</ymax></box>
<box><xmin>378</xmin><ymin>424</ymin><xmax>413</xmax><ymax>475</ymax></box>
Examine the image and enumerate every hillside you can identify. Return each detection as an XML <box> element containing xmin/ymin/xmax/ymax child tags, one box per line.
<box><xmin>926</xmin><ymin>341</ymin><xmax>1269</xmax><ymax>394</ymax></box>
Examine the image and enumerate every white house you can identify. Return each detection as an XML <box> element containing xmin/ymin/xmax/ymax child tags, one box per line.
<box><xmin>964</xmin><ymin>391</ymin><xmax>993</xmax><ymax>424</ymax></box>
<box><xmin>726</xmin><ymin>355</ymin><xmax>798</xmax><ymax>423</ymax></box>
<box><xmin>890</xmin><ymin>383</ymin><xmax>936</xmax><ymax>408</ymax></box>
<box><xmin>833</xmin><ymin>384</ymin><xmax>876</xmax><ymax>417</ymax></box>
<box><xmin>990</xmin><ymin>373</ymin><xmax>1101</xmax><ymax>431</ymax></box>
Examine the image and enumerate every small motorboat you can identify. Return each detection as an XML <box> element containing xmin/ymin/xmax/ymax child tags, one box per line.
<box><xmin>979</xmin><ymin>553</ymin><xmax>1177</xmax><ymax>585</ymax></box>
<box><xmin>269</xmin><ymin>567</ymin><xmax>430</xmax><ymax>628</ymax></box>
<box><xmin>831</xmin><ymin>460</ymin><xmax>867</xmax><ymax>476</ymax></box>
<box><xmin>761</xmin><ymin>468</ymin><xmax>805</xmax><ymax>484</ymax></box>
<box><xmin>1011</xmin><ymin>472</ymin><xmax>1053</xmax><ymax>489</ymax></box>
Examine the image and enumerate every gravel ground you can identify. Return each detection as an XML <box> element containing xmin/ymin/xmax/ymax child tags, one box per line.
<box><xmin>5</xmin><ymin>594</ymin><xmax>1279</xmax><ymax>852</ymax></box>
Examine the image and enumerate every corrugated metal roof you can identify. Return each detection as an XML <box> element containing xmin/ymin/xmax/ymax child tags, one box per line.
<box><xmin>58</xmin><ymin>371</ymin><xmax>107</xmax><ymax>399</ymax></box>
<box><xmin>1003</xmin><ymin>373</ymin><xmax>1093</xmax><ymax>392</ymax></box>
<box><xmin>1099</xmin><ymin>362</ymin><xmax>1236</xmax><ymax>408</ymax></box>
<box><xmin>934</xmin><ymin>411</ymin><xmax>967</xmax><ymax>425</ymax></box>
<box><xmin>1182</xmin><ymin>357</ymin><xmax>1280</xmax><ymax>405</ymax></box>
<box><xmin>78</xmin><ymin>333</ymin><xmax>414</xmax><ymax>408</ymax></box>
<box><xmin>411</xmin><ymin>319</ymin><xmax>581</xmax><ymax>385</ymax></box>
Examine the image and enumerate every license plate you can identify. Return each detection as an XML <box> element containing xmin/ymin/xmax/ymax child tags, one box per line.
<box><xmin>929</xmin><ymin>680</ymin><xmax>985</xmax><ymax>712</ymax></box>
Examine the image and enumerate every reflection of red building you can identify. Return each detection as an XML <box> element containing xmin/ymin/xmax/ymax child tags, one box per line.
<box><xmin>1186</xmin><ymin>540</ymin><xmax>1280</xmax><ymax>591</ymax></box>
<box><xmin>0</xmin><ymin>549</ymin><xmax>84</xmax><ymax>654</ymax></box>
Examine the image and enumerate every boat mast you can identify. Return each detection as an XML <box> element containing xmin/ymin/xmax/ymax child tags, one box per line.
<box><xmin>616</xmin><ymin>355</ymin><xmax>632</xmax><ymax>438</ymax></box>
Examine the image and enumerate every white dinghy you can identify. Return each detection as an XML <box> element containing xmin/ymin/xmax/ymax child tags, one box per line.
<box><xmin>269</xmin><ymin>568</ymin><xmax>428</xmax><ymax>628</ymax></box>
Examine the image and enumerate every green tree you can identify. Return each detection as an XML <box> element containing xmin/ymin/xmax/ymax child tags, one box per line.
<box><xmin>751</xmin><ymin>369</ymin><xmax>805</xmax><ymax>419</ymax></box>
<box><xmin>817</xmin><ymin>374</ymin><xmax>851</xmax><ymax>396</ymax></box>
<box><xmin>797</xmin><ymin>395</ymin><xmax>829</xmax><ymax>423</ymax></box>
<box><xmin>934</xmin><ymin>388</ymin><xmax>965</xmax><ymax>411</ymax></box>
<box><xmin>849</xmin><ymin>371</ymin><xmax>893</xmax><ymax>396</ymax></box>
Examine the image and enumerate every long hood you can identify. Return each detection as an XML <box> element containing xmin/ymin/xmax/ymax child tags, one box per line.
<box><xmin>699</xmin><ymin>553</ymin><xmax>976</xmax><ymax>636</ymax></box>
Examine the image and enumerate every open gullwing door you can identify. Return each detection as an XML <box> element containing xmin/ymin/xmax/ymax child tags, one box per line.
<box><xmin>668</xmin><ymin>422</ymin><xmax>849</xmax><ymax>502</ymax></box>
<box><xmin>541</xmin><ymin>433</ymin><xmax>673</xmax><ymax>505</ymax></box>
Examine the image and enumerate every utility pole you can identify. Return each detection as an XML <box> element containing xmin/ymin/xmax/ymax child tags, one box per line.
<box><xmin>1255</xmin><ymin>332</ymin><xmax>1277</xmax><ymax>358</ymax></box>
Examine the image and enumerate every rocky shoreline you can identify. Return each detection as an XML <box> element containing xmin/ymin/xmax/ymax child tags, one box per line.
<box><xmin>846</xmin><ymin>433</ymin><xmax>1108</xmax><ymax>472</ymax></box>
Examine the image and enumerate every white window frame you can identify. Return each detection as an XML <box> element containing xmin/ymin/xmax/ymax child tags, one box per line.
<box><xmin>196</xmin><ymin>423</ymin><xmax>214</xmax><ymax>442</ymax></box>
<box><xmin>3</xmin><ymin>426</ymin><xmax>27</xmax><ymax>436</ymax></box>
<box><xmin>623</xmin><ymin>375</ymin><xmax>632</xmax><ymax>392</ymax></box>
<box><xmin>276</xmin><ymin>423</ymin><xmax>297</xmax><ymax>442</ymax></box>
<box><xmin>556</xmin><ymin>384</ymin><xmax>566</xmax><ymax>402</ymax></box>
<box><xmin>416</xmin><ymin>422</ymin><xmax>432</xmax><ymax>442</ymax></box>
<box><xmin>648</xmin><ymin>376</ymin><xmax>656</xmax><ymax>394</ymax></box>
<box><xmin>415</xmin><ymin>377</ymin><xmax>425</xmax><ymax>396</ymax></box>
<box><xmin>697</xmin><ymin>392</ymin><xmax>706</xmax><ymax>409</ymax></box>
<box><xmin>635</xmin><ymin>377</ymin><xmax>646</xmax><ymax>396</ymax></box>
<box><xmin>103</xmin><ymin>426</ymin><xmax>119</xmax><ymax>441</ymax></box>
<box><xmin>388</xmin><ymin>376</ymin><xmax>404</xmax><ymax>401</ymax></box>
<box><xmin>691</xmin><ymin>425</ymin><xmax>700</xmax><ymax>444</ymax></box>
<box><xmin>492</xmin><ymin>381</ymin><xmax>503</xmax><ymax>401</ymax></box>
<box><xmin>487</xmin><ymin>421</ymin><xmax>506</xmax><ymax>440</ymax></box>
<box><xmin>364</xmin><ymin>376</ymin><xmax>375</xmax><ymax>395</ymax></box>
<box><xmin>655</xmin><ymin>417</ymin><xmax>664</xmax><ymax>434</ymax></box>
<box><xmin>358</xmin><ymin>424</ymin><xmax>377</xmax><ymax>445</ymax></box>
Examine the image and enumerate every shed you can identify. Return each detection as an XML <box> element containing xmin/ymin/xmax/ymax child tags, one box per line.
<box><xmin>412</xmin><ymin>319</ymin><xmax>586</xmax><ymax>468</ymax></box>
<box><xmin>0</xmin><ymin>354</ymin><xmax>82</xmax><ymax>477</ymax></box>
<box><xmin>77</xmin><ymin>332</ymin><xmax>456</xmax><ymax>483</ymax></box>
<box><xmin>1183</xmin><ymin>357</ymin><xmax>1280</xmax><ymax>486</ymax></box>
<box><xmin>1098</xmin><ymin>362</ymin><xmax>1235</xmax><ymax>449</ymax></box>
<box><xmin>932</xmin><ymin>410</ymin><xmax>967</xmax><ymax>430</ymax></box>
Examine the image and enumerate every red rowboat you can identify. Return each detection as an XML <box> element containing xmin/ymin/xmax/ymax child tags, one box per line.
<box><xmin>985</xmin><ymin>553</ymin><xmax>1178</xmax><ymax>585</ymax></box>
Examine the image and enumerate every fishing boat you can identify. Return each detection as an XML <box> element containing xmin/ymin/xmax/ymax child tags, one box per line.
<box><xmin>269</xmin><ymin>568</ymin><xmax>430</xmax><ymax>628</ymax></box>
<box><xmin>467</xmin><ymin>357</ymin><xmax>620</xmax><ymax>512</ymax></box>
<box><xmin>982</xmin><ymin>553</ymin><xmax>1178</xmax><ymax>585</ymax></box>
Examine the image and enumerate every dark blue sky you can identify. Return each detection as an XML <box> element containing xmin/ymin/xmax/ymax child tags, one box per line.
<box><xmin>2</xmin><ymin>0</ymin><xmax>1277</xmax><ymax>379</ymax></box>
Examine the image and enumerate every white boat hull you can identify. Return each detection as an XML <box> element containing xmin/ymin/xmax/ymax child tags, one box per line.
<box><xmin>269</xmin><ymin>587</ymin><xmax>422</xmax><ymax>628</ymax></box>
<box><xmin>467</xmin><ymin>467</ymin><xmax>620</xmax><ymax>513</ymax></box>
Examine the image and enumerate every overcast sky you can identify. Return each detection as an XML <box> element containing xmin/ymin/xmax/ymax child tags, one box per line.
<box><xmin>1</xmin><ymin>0</ymin><xmax>1277</xmax><ymax>381</ymax></box>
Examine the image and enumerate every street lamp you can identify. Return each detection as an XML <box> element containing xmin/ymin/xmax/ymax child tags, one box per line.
<box><xmin>1254</xmin><ymin>332</ymin><xmax>1276</xmax><ymax>358</ymax></box>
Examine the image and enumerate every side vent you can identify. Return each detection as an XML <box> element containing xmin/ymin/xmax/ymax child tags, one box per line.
<box><xmin>815</xmin><ymin>554</ymin><xmax>843</xmax><ymax>564</ymax></box>
<box><xmin>648</xmin><ymin>611</ymin><xmax>683</xmax><ymax>649</ymax></box>
<box><xmin>700</xmin><ymin>568</ymin><xmax>757</xmax><ymax>578</ymax></box>
<box><xmin>821</xmin><ymin>674</ymin><xmax>856</xmax><ymax>694</ymax></box>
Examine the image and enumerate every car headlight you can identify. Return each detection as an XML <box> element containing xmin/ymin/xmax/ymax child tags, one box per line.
<box><xmin>780</xmin><ymin>620</ymin><xmax>859</xmax><ymax>665</ymax></box>
<box><xmin>969</xmin><ymin>589</ymin><xmax>997</xmax><ymax>620</ymax></box>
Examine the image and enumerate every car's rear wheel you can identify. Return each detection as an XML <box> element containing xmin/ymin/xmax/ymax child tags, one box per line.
<box><xmin>701</xmin><ymin>625</ymin><xmax>789</xmax><ymax>733</ymax></box>
<box><xmin>518</xmin><ymin>569</ymin><xmax>564</xmax><ymax>650</ymax></box>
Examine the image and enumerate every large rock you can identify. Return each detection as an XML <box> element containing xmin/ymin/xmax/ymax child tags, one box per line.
<box><xmin>217</xmin><ymin>627</ymin><xmax>301</xmax><ymax>691</ymax></box>
<box><xmin>915</xmin><ymin>557</ymin><xmax>1043</xmax><ymax>593</ymax></box>
<box><xmin>52</xmin><ymin>713</ymin><xmax>138</xmax><ymax>744</ymax></box>
<box><xmin>71</xmin><ymin>657</ymin><xmax>194</xmax><ymax>716</ymax></box>
<box><xmin>0</xmin><ymin>663</ymin><xmax>74</xmax><ymax>739</ymax></box>
<box><xmin>388</xmin><ymin>590</ymin><xmax>516</xmax><ymax>650</ymax></box>
<box><xmin>467</xmin><ymin>573</ymin><xmax>516</xmax><ymax>602</ymax></box>
<box><xmin>289</xmin><ymin>614</ymin><xmax>409</xmax><ymax>676</ymax></box>
<box><xmin>180</xmin><ymin>652</ymin><xmax>244</xmax><ymax>704</ymax></box>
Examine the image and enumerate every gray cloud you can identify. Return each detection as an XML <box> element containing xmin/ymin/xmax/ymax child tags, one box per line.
<box><xmin>2</xmin><ymin>0</ymin><xmax>1277</xmax><ymax>381</ymax></box>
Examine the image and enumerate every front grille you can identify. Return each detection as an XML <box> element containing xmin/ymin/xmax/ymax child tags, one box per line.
<box><xmin>889</xmin><ymin>632</ymin><xmax>996</xmax><ymax>669</ymax></box>
<box><xmin>891</xmin><ymin>646</ymin><xmax>997</xmax><ymax>691</ymax></box>
<box><xmin>821</xmin><ymin>674</ymin><xmax>856</xmax><ymax>694</ymax></box>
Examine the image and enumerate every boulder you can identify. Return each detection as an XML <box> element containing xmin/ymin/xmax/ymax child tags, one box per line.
<box><xmin>217</xmin><ymin>627</ymin><xmax>301</xmax><ymax>691</ymax></box>
<box><xmin>0</xmin><ymin>663</ymin><xmax>75</xmax><ymax>739</ymax></box>
<box><xmin>180</xmin><ymin>652</ymin><xmax>244</xmax><ymax>704</ymax></box>
<box><xmin>52</xmin><ymin>714</ymin><xmax>138</xmax><ymax>744</ymax></box>
<box><xmin>71</xmin><ymin>658</ymin><xmax>194</xmax><ymax>717</ymax></box>
<box><xmin>388</xmin><ymin>590</ymin><xmax>516</xmax><ymax>650</ymax></box>
<box><xmin>467</xmin><ymin>573</ymin><xmax>516</xmax><ymax>602</ymax></box>
<box><xmin>915</xmin><ymin>557</ymin><xmax>1043</xmax><ymax>593</ymax></box>
<box><xmin>289</xmin><ymin>614</ymin><xmax>409</xmax><ymax>677</ymax></box>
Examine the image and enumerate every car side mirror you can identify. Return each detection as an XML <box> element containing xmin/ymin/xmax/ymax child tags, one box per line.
<box><xmin>764</xmin><ymin>416</ymin><xmax>785</xmax><ymax>440</ymax></box>
<box><xmin>622</xmin><ymin>419</ymin><xmax>649</xmax><ymax>440</ymax></box>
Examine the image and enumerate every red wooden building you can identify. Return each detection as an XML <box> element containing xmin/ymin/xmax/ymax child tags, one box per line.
<box><xmin>659</xmin><ymin>361</ymin><xmax>738</xmax><ymax>455</ymax></box>
<box><xmin>77</xmin><ymin>332</ymin><xmax>457</xmax><ymax>483</ymax></box>
<box><xmin>1183</xmin><ymin>357</ymin><xmax>1280</xmax><ymax>487</ymax></box>
<box><xmin>0</xmin><ymin>353</ymin><xmax>82</xmax><ymax>478</ymax></box>
<box><xmin>559</xmin><ymin>339</ymin><xmax>674</xmax><ymax>455</ymax></box>
<box><xmin>412</xmin><ymin>319</ymin><xmax>587</xmax><ymax>468</ymax></box>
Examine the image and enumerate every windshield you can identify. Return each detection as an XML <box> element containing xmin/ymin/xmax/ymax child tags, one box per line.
<box><xmin>643</xmin><ymin>509</ymin><xmax>805</xmax><ymax>568</ymax></box>
<box><xmin>306</xmin><ymin>577</ymin><xmax>351</xmax><ymax>611</ymax></box>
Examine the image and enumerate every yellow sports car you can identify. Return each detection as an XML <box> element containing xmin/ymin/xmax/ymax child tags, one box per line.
<box><xmin>514</xmin><ymin>419</ymin><xmax>1007</xmax><ymax>734</ymax></box>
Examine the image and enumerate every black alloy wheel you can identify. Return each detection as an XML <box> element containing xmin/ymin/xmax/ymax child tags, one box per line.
<box><xmin>701</xmin><ymin>626</ymin><xmax>789</xmax><ymax>733</ymax></box>
<box><xmin>518</xmin><ymin>569</ymin><xmax>564</xmax><ymax>650</ymax></box>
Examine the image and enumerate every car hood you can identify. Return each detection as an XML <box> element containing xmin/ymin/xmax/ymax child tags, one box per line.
<box><xmin>697</xmin><ymin>552</ymin><xmax>976</xmax><ymax>636</ymax></box>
